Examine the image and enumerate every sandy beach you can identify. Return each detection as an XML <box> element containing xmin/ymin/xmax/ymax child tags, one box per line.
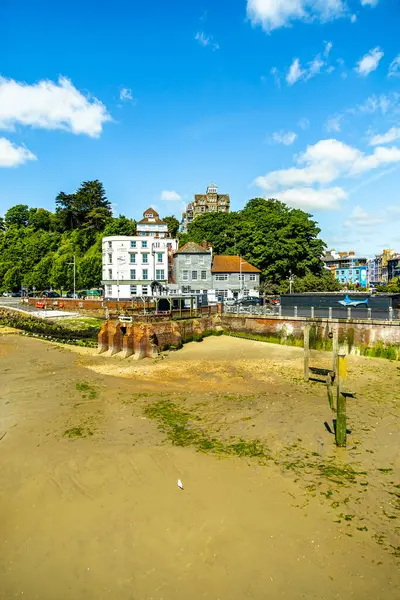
<box><xmin>0</xmin><ymin>333</ymin><xmax>399</xmax><ymax>599</ymax></box>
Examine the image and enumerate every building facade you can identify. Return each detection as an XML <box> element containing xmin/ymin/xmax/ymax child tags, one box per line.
<box><xmin>172</xmin><ymin>242</ymin><xmax>213</xmax><ymax>293</ymax></box>
<box><xmin>136</xmin><ymin>207</ymin><xmax>169</xmax><ymax>237</ymax></box>
<box><xmin>180</xmin><ymin>184</ymin><xmax>230</xmax><ymax>232</ymax></box>
<box><xmin>210</xmin><ymin>255</ymin><xmax>261</xmax><ymax>300</ymax></box>
<box><xmin>102</xmin><ymin>235</ymin><xmax>178</xmax><ymax>299</ymax></box>
<box><xmin>388</xmin><ymin>255</ymin><xmax>400</xmax><ymax>281</ymax></box>
<box><xmin>323</xmin><ymin>250</ymin><xmax>368</xmax><ymax>287</ymax></box>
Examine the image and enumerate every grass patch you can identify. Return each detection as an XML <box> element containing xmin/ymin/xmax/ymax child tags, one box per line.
<box><xmin>63</xmin><ymin>426</ymin><xmax>93</xmax><ymax>438</ymax></box>
<box><xmin>143</xmin><ymin>399</ymin><xmax>271</xmax><ymax>462</ymax></box>
<box><xmin>76</xmin><ymin>381</ymin><xmax>98</xmax><ymax>400</ymax></box>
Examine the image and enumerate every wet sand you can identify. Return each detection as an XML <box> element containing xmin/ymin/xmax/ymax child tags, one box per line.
<box><xmin>0</xmin><ymin>334</ymin><xmax>399</xmax><ymax>599</ymax></box>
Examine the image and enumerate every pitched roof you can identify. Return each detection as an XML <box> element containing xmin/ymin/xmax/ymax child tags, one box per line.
<box><xmin>137</xmin><ymin>207</ymin><xmax>166</xmax><ymax>226</ymax></box>
<box><xmin>211</xmin><ymin>255</ymin><xmax>261</xmax><ymax>273</ymax></box>
<box><xmin>175</xmin><ymin>242</ymin><xmax>210</xmax><ymax>254</ymax></box>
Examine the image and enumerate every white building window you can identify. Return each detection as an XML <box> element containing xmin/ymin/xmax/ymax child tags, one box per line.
<box><xmin>142</xmin><ymin>253</ymin><xmax>149</xmax><ymax>264</ymax></box>
<box><xmin>183</xmin><ymin>270</ymin><xmax>189</xmax><ymax>281</ymax></box>
<box><xmin>130</xmin><ymin>285</ymin><xmax>137</xmax><ymax>295</ymax></box>
<box><xmin>142</xmin><ymin>241</ymin><xmax>147</xmax><ymax>248</ymax></box>
<box><xmin>185</xmin><ymin>256</ymin><xmax>191</xmax><ymax>265</ymax></box>
<box><xmin>130</xmin><ymin>254</ymin><xmax>136</xmax><ymax>263</ymax></box>
<box><xmin>157</xmin><ymin>252</ymin><xmax>163</xmax><ymax>263</ymax></box>
<box><xmin>192</xmin><ymin>271</ymin><xmax>198</xmax><ymax>280</ymax></box>
<box><xmin>108</xmin><ymin>254</ymin><xmax>112</xmax><ymax>263</ymax></box>
<box><xmin>106</xmin><ymin>285</ymin><xmax>112</xmax><ymax>296</ymax></box>
<box><xmin>216</xmin><ymin>290</ymin><xmax>228</xmax><ymax>298</ymax></box>
<box><xmin>108</xmin><ymin>269</ymin><xmax>112</xmax><ymax>279</ymax></box>
<box><xmin>156</xmin><ymin>269</ymin><xmax>165</xmax><ymax>280</ymax></box>
<box><xmin>108</xmin><ymin>241</ymin><xmax>112</xmax><ymax>248</ymax></box>
<box><xmin>215</xmin><ymin>274</ymin><xmax>228</xmax><ymax>281</ymax></box>
<box><xmin>142</xmin><ymin>286</ymin><xmax>148</xmax><ymax>295</ymax></box>
<box><xmin>130</xmin><ymin>240</ymin><xmax>136</xmax><ymax>248</ymax></box>
<box><xmin>130</xmin><ymin>269</ymin><xmax>136</xmax><ymax>280</ymax></box>
<box><xmin>201</xmin><ymin>270</ymin><xmax>207</xmax><ymax>280</ymax></box>
<box><xmin>142</xmin><ymin>269</ymin><xmax>148</xmax><ymax>280</ymax></box>
<box><xmin>249</xmin><ymin>274</ymin><xmax>256</xmax><ymax>281</ymax></box>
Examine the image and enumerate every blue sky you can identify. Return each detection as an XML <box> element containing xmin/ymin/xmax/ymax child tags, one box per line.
<box><xmin>0</xmin><ymin>0</ymin><xmax>399</xmax><ymax>255</ymax></box>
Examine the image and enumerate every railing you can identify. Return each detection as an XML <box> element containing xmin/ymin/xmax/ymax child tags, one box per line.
<box><xmin>222</xmin><ymin>303</ymin><xmax>400</xmax><ymax>322</ymax></box>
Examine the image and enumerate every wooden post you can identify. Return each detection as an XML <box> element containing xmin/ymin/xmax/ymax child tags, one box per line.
<box><xmin>326</xmin><ymin>372</ymin><xmax>335</xmax><ymax>411</ymax></box>
<box><xmin>335</xmin><ymin>353</ymin><xmax>347</xmax><ymax>447</ymax></box>
<box><xmin>336</xmin><ymin>393</ymin><xmax>347</xmax><ymax>447</ymax></box>
<box><xmin>190</xmin><ymin>297</ymin><xmax>193</xmax><ymax>318</ymax></box>
<box><xmin>332</xmin><ymin>326</ymin><xmax>339</xmax><ymax>375</ymax></box>
<box><xmin>303</xmin><ymin>324</ymin><xmax>310</xmax><ymax>382</ymax></box>
<box><xmin>179</xmin><ymin>299</ymin><xmax>182</xmax><ymax>319</ymax></box>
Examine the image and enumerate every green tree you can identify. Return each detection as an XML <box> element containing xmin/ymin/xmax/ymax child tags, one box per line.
<box><xmin>28</xmin><ymin>208</ymin><xmax>53</xmax><ymax>231</ymax></box>
<box><xmin>103</xmin><ymin>215</ymin><xmax>137</xmax><ymax>236</ymax></box>
<box><xmin>55</xmin><ymin>180</ymin><xmax>112</xmax><ymax>230</ymax></box>
<box><xmin>25</xmin><ymin>254</ymin><xmax>54</xmax><ymax>290</ymax></box>
<box><xmin>4</xmin><ymin>204</ymin><xmax>30</xmax><ymax>228</ymax></box>
<box><xmin>0</xmin><ymin>217</ymin><xmax>5</xmax><ymax>232</ymax></box>
<box><xmin>3</xmin><ymin>265</ymin><xmax>22</xmax><ymax>291</ymax></box>
<box><xmin>163</xmin><ymin>215</ymin><xmax>180</xmax><ymax>237</ymax></box>
<box><xmin>387</xmin><ymin>277</ymin><xmax>400</xmax><ymax>293</ymax></box>
<box><xmin>182</xmin><ymin>198</ymin><xmax>326</xmax><ymax>283</ymax></box>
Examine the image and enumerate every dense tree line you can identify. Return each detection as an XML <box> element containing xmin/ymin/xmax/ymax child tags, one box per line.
<box><xmin>180</xmin><ymin>198</ymin><xmax>341</xmax><ymax>293</ymax></box>
<box><xmin>0</xmin><ymin>185</ymin><xmax>339</xmax><ymax>294</ymax></box>
<box><xmin>0</xmin><ymin>180</ymin><xmax>139</xmax><ymax>293</ymax></box>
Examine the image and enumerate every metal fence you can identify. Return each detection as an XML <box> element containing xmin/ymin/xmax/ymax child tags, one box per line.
<box><xmin>223</xmin><ymin>304</ymin><xmax>400</xmax><ymax>321</ymax></box>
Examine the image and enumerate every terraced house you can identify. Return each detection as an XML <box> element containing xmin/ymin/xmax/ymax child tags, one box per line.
<box><xmin>172</xmin><ymin>242</ymin><xmax>213</xmax><ymax>293</ymax></box>
<box><xmin>210</xmin><ymin>255</ymin><xmax>261</xmax><ymax>301</ymax></box>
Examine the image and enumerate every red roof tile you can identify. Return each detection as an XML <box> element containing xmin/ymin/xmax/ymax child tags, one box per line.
<box><xmin>211</xmin><ymin>255</ymin><xmax>261</xmax><ymax>273</ymax></box>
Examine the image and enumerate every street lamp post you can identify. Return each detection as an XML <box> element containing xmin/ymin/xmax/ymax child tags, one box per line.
<box><xmin>67</xmin><ymin>255</ymin><xmax>76</xmax><ymax>299</ymax></box>
<box><xmin>288</xmin><ymin>269</ymin><xmax>294</xmax><ymax>294</ymax></box>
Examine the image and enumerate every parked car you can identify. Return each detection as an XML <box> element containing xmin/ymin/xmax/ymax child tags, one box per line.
<box><xmin>11</xmin><ymin>291</ymin><xmax>23</xmax><ymax>297</ymax></box>
<box><xmin>42</xmin><ymin>291</ymin><xmax>60</xmax><ymax>298</ymax></box>
<box><xmin>237</xmin><ymin>297</ymin><xmax>261</xmax><ymax>306</ymax></box>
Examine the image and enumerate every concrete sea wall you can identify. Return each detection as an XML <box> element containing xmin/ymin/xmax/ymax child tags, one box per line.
<box><xmin>98</xmin><ymin>314</ymin><xmax>400</xmax><ymax>360</ymax></box>
<box><xmin>219</xmin><ymin>315</ymin><xmax>400</xmax><ymax>360</ymax></box>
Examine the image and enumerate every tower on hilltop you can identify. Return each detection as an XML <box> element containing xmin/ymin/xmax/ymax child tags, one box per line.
<box><xmin>179</xmin><ymin>183</ymin><xmax>230</xmax><ymax>233</ymax></box>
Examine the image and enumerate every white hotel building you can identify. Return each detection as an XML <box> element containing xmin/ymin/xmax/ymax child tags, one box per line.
<box><xmin>102</xmin><ymin>208</ymin><xmax>178</xmax><ymax>299</ymax></box>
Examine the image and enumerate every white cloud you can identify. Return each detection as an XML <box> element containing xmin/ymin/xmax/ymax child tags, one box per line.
<box><xmin>286</xmin><ymin>58</ymin><xmax>305</xmax><ymax>85</ymax></box>
<box><xmin>325</xmin><ymin>115</ymin><xmax>343</xmax><ymax>132</ymax></box>
<box><xmin>388</xmin><ymin>54</ymin><xmax>400</xmax><ymax>78</ymax></box>
<box><xmin>285</xmin><ymin>44</ymin><xmax>330</xmax><ymax>86</ymax></box>
<box><xmin>369</xmin><ymin>127</ymin><xmax>400</xmax><ymax>146</ymax></box>
<box><xmin>270</xmin><ymin>66</ymin><xmax>281</xmax><ymax>87</ymax></box>
<box><xmin>298</xmin><ymin>117</ymin><xmax>310</xmax><ymax>130</ymax></box>
<box><xmin>344</xmin><ymin>205</ymin><xmax>385</xmax><ymax>228</ymax></box>
<box><xmin>194</xmin><ymin>31</ymin><xmax>219</xmax><ymax>50</ymax></box>
<box><xmin>160</xmin><ymin>190</ymin><xmax>182</xmax><ymax>202</ymax></box>
<box><xmin>350</xmin><ymin>146</ymin><xmax>400</xmax><ymax>175</ymax></box>
<box><xmin>324</xmin><ymin>41</ymin><xmax>333</xmax><ymax>57</ymax></box>
<box><xmin>0</xmin><ymin>75</ymin><xmax>111</xmax><ymax>137</ymax></box>
<box><xmin>355</xmin><ymin>47</ymin><xmax>384</xmax><ymax>76</ymax></box>
<box><xmin>307</xmin><ymin>54</ymin><xmax>325</xmax><ymax>79</ymax></box>
<box><xmin>276</xmin><ymin>186</ymin><xmax>347</xmax><ymax>210</ymax></box>
<box><xmin>119</xmin><ymin>88</ymin><xmax>133</xmax><ymax>102</ymax></box>
<box><xmin>0</xmin><ymin>137</ymin><xmax>36</xmax><ymax>167</ymax></box>
<box><xmin>360</xmin><ymin>0</ymin><xmax>379</xmax><ymax>6</ymax></box>
<box><xmin>350</xmin><ymin>14</ymin><xmax>357</xmax><ymax>22</ymax></box>
<box><xmin>253</xmin><ymin>137</ymin><xmax>400</xmax><ymax>210</ymax></box>
<box><xmin>246</xmin><ymin>0</ymin><xmax>346</xmax><ymax>33</ymax></box>
<box><xmin>272</xmin><ymin>131</ymin><xmax>297</xmax><ymax>145</ymax></box>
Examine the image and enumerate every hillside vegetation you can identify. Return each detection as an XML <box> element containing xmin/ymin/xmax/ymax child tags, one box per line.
<box><xmin>0</xmin><ymin>182</ymin><xmax>339</xmax><ymax>293</ymax></box>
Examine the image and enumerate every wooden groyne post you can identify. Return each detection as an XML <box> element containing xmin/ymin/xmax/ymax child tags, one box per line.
<box><xmin>335</xmin><ymin>353</ymin><xmax>347</xmax><ymax>447</ymax></box>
